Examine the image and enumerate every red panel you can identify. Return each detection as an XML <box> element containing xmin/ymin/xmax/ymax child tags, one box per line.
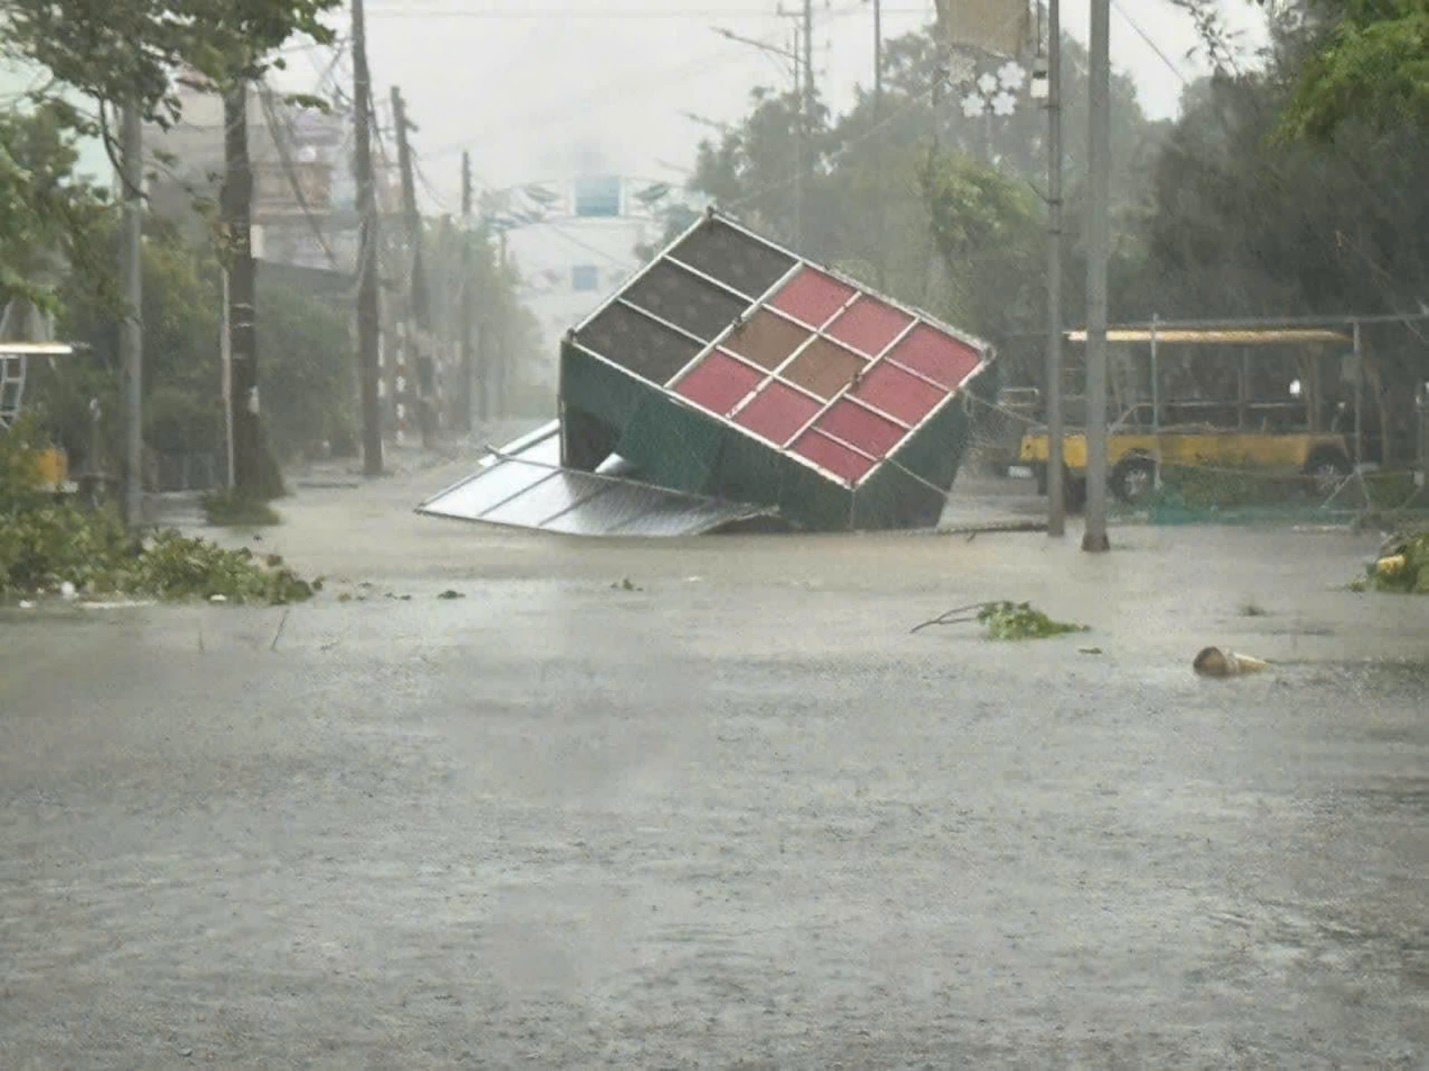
<box><xmin>815</xmin><ymin>400</ymin><xmax>906</xmax><ymax>458</ymax></box>
<box><xmin>826</xmin><ymin>297</ymin><xmax>914</xmax><ymax>356</ymax></box>
<box><xmin>673</xmin><ymin>349</ymin><xmax>764</xmax><ymax>415</ymax></box>
<box><xmin>769</xmin><ymin>268</ymin><xmax>857</xmax><ymax>327</ymax></box>
<box><xmin>853</xmin><ymin>361</ymin><xmax>946</xmax><ymax>425</ymax></box>
<box><xmin>733</xmin><ymin>381</ymin><xmax>821</xmax><ymax>445</ymax></box>
<box><xmin>887</xmin><ymin>324</ymin><xmax>981</xmax><ymax>389</ymax></box>
<box><xmin>792</xmin><ymin>430</ymin><xmax>877</xmax><ymax>484</ymax></box>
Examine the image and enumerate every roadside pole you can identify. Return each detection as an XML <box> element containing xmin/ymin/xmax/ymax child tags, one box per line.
<box><xmin>352</xmin><ymin>0</ymin><xmax>383</xmax><ymax>476</ymax></box>
<box><xmin>119</xmin><ymin>103</ymin><xmax>144</xmax><ymax>530</ymax></box>
<box><xmin>1082</xmin><ymin>0</ymin><xmax>1112</xmax><ymax>553</ymax></box>
<box><xmin>1045</xmin><ymin>0</ymin><xmax>1066</xmax><ymax>537</ymax></box>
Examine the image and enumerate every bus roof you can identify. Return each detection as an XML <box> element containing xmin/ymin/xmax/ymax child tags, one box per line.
<box><xmin>1065</xmin><ymin>328</ymin><xmax>1351</xmax><ymax>346</ymax></box>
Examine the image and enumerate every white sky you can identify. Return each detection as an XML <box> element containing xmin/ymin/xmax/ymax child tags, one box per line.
<box><xmin>325</xmin><ymin>0</ymin><xmax>1268</xmax><ymax>211</ymax></box>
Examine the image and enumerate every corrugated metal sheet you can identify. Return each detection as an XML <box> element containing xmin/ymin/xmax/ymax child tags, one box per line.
<box><xmin>417</xmin><ymin>422</ymin><xmax>779</xmax><ymax>536</ymax></box>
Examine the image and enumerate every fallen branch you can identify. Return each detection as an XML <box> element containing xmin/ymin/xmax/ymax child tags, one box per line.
<box><xmin>910</xmin><ymin>602</ymin><xmax>995</xmax><ymax>634</ymax></box>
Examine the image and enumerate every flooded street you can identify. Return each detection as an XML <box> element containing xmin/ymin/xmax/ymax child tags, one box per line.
<box><xmin>2</xmin><ymin>462</ymin><xmax>1426</xmax><ymax>1067</ymax></box>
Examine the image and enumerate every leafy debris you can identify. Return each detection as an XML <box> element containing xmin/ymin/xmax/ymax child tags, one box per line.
<box><xmin>1356</xmin><ymin>530</ymin><xmax>1429</xmax><ymax>594</ymax></box>
<box><xmin>977</xmin><ymin>601</ymin><xmax>1090</xmax><ymax>641</ymax></box>
<box><xmin>912</xmin><ymin>600</ymin><xmax>1089</xmax><ymax>641</ymax></box>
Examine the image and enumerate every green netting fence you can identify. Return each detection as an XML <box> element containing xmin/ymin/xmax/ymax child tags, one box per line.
<box><xmin>1128</xmin><ymin>461</ymin><xmax>1429</xmax><ymax>527</ymax></box>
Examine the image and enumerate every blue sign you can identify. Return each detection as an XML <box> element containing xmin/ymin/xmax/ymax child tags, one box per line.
<box><xmin>573</xmin><ymin>175</ymin><xmax>621</xmax><ymax>218</ymax></box>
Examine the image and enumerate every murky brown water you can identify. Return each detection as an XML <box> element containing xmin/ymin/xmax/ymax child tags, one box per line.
<box><xmin>2</xmin><ymin>466</ymin><xmax>1424</xmax><ymax>1067</ymax></box>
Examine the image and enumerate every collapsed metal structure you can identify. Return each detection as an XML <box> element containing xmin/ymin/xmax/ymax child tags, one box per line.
<box><xmin>421</xmin><ymin>210</ymin><xmax>996</xmax><ymax>536</ymax></box>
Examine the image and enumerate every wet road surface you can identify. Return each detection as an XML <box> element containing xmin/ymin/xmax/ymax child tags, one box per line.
<box><xmin>1</xmin><ymin>463</ymin><xmax>1426</xmax><ymax>1068</ymax></box>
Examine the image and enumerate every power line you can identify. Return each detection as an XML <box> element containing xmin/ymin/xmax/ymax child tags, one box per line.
<box><xmin>257</xmin><ymin>83</ymin><xmax>343</xmax><ymax>272</ymax></box>
<box><xmin>416</xmin><ymin>23</ymin><xmax>805</xmax><ymax>163</ymax></box>
<box><xmin>365</xmin><ymin>6</ymin><xmax>926</xmax><ymax>18</ymax></box>
<box><xmin>727</xmin><ymin>64</ymin><xmax>943</xmax><ymax>213</ymax></box>
<box><xmin>1110</xmin><ymin>0</ymin><xmax>1188</xmax><ymax>86</ymax></box>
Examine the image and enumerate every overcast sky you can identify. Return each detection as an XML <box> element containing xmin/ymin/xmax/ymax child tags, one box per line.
<box><xmin>292</xmin><ymin>0</ymin><xmax>1269</xmax><ymax>210</ymax></box>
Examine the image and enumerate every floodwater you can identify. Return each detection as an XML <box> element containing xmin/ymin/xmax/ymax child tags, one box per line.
<box><xmin>1</xmin><ymin>455</ymin><xmax>1425</xmax><ymax>1067</ymax></box>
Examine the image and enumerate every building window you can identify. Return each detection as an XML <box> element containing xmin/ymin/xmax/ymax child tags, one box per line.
<box><xmin>571</xmin><ymin>264</ymin><xmax>600</xmax><ymax>292</ymax></box>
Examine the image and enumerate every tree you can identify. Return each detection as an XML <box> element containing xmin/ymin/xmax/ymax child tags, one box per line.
<box><xmin>1173</xmin><ymin>0</ymin><xmax>1427</xmax><ymax>139</ymax></box>
<box><xmin>1278</xmin><ymin>0</ymin><xmax>1429</xmax><ymax>139</ymax></box>
<box><xmin>3</xmin><ymin>0</ymin><xmax>338</xmax><ymax>127</ymax></box>
<box><xmin>1140</xmin><ymin>60</ymin><xmax>1428</xmax><ymax>462</ymax></box>
<box><xmin>679</xmin><ymin>25</ymin><xmax>1165</xmax><ymax>389</ymax></box>
<box><xmin>0</xmin><ymin>104</ymin><xmax>110</xmax><ymax>308</ymax></box>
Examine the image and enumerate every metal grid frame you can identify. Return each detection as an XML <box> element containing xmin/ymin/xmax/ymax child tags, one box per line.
<box><xmin>565</xmin><ymin>209</ymin><xmax>994</xmax><ymax>489</ymax></box>
<box><xmin>417</xmin><ymin>421</ymin><xmax>778</xmax><ymax>537</ymax></box>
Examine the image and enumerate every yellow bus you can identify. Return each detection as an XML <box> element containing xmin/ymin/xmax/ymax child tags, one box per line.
<box><xmin>1018</xmin><ymin>326</ymin><xmax>1358</xmax><ymax>506</ymax></box>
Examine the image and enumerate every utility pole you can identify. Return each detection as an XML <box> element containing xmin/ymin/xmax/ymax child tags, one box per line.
<box><xmin>352</xmin><ymin>0</ymin><xmax>383</xmax><ymax>476</ymax></box>
<box><xmin>800</xmin><ymin>0</ymin><xmax>813</xmax><ymax>248</ymax></box>
<box><xmin>222</xmin><ymin>80</ymin><xmax>261</xmax><ymax>494</ymax></box>
<box><xmin>1045</xmin><ymin>0</ymin><xmax>1066</xmax><ymax>537</ymax></box>
<box><xmin>118</xmin><ymin>102</ymin><xmax>144</xmax><ymax>529</ymax></box>
<box><xmin>1083</xmin><ymin>0</ymin><xmax>1112</xmax><ymax>552</ymax></box>
<box><xmin>873</xmin><ymin>0</ymin><xmax>885</xmax><ymax>286</ymax></box>
<box><xmin>715</xmin><ymin>25</ymin><xmax>804</xmax><ymax>246</ymax></box>
<box><xmin>803</xmin><ymin>0</ymin><xmax>813</xmax><ymax>112</ymax></box>
<box><xmin>459</xmin><ymin>151</ymin><xmax>475</xmax><ymax>434</ymax></box>
<box><xmin>792</xmin><ymin>24</ymin><xmax>805</xmax><ymax>248</ymax></box>
<box><xmin>493</xmin><ymin>229</ymin><xmax>508</xmax><ymax>418</ymax></box>
<box><xmin>392</xmin><ymin>86</ymin><xmax>434</xmax><ymax>448</ymax></box>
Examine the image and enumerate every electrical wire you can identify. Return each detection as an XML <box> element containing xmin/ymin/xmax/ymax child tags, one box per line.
<box><xmin>1109</xmin><ymin>0</ymin><xmax>1188</xmax><ymax>87</ymax></box>
<box><xmin>365</xmin><ymin>6</ymin><xmax>926</xmax><ymax>19</ymax></box>
<box><xmin>373</xmin><ymin>0</ymin><xmax>880</xmax><ymax>164</ymax></box>
<box><xmin>257</xmin><ymin>82</ymin><xmax>342</xmax><ymax>272</ymax></box>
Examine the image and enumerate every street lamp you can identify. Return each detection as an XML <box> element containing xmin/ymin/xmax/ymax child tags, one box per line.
<box><xmin>712</xmin><ymin>24</ymin><xmax>805</xmax><ymax>246</ymax></box>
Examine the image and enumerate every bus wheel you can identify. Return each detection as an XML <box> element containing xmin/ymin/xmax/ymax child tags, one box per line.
<box><xmin>1111</xmin><ymin>456</ymin><xmax>1157</xmax><ymax>504</ymax></box>
<box><xmin>1303</xmin><ymin>447</ymin><xmax>1352</xmax><ymax>496</ymax></box>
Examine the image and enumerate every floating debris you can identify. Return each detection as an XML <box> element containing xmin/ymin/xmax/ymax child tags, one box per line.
<box><xmin>1193</xmin><ymin>647</ymin><xmax>1270</xmax><ymax>678</ymax></box>
<box><xmin>912</xmin><ymin>600</ymin><xmax>1089</xmax><ymax>641</ymax></box>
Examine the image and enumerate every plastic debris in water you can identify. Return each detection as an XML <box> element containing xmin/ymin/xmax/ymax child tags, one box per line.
<box><xmin>1193</xmin><ymin>647</ymin><xmax>1270</xmax><ymax>678</ymax></box>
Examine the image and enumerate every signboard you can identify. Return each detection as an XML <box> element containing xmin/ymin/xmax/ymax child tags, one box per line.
<box><xmin>573</xmin><ymin>175</ymin><xmax>621</xmax><ymax>218</ymax></box>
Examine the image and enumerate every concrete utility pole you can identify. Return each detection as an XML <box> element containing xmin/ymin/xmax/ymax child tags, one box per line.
<box><xmin>352</xmin><ymin>0</ymin><xmax>383</xmax><ymax>476</ymax></box>
<box><xmin>792</xmin><ymin>25</ymin><xmax>805</xmax><ymax>249</ymax></box>
<box><xmin>801</xmin><ymin>0</ymin><xmax>813</xmax><ymax>247</ymax></box>
<box><xmin>221</xmin><ymin>80</ymin><xmax>261</xmax><ymax>495</ymax></box>
<box><xmin>459</xmin><ymin>151</ymin><xmax>475</xmax><ymax>434</ymax></box>
<box><xmin>1045</xmin><ymin>0</ymin><xmax>1066</xmax><ymax>537</ymax></box>
<box><xmin>1082</xmin><ymin>0</ymin><xmax>1112</xmax><ymax>553</ymax></box>
<box><xmin>118</xmin><ymin>102</ymin><xmax>144</xmax><ymax>529</ymax></box>
<box><xmin>391</xmin><ymin>86</ymin><xmax>434</xmax><ymax>448</ymax></box>
<box><xmin>803</xmin><ymin>0</ymin><xmax>814</xmax><ymax>109</ymax></box>
<box><xmin>873</xmin><ymin>0</ymin><xmax>885</xmax><ymax>286</ymax></box>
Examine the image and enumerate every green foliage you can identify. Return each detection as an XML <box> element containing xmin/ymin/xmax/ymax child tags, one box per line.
<box><xmin>0</xmin><ymin>499</ymin><xmax>132</xmax><ymax>596</ymax></box>
<box><xmin>1360</xmin><ymin>530</ymin><xmax>1429</xmax><ymax>593</ymax></box>
<box><xmin>918</xmin><ymin>149</ymin><xmax>1042</xmax><ymax>342</ymax></box>
<box><xmin>118</xmin><ymin>532</ymin><xmax>313</xmax><ymax>603</ymax></box>
<box><xmin>256</xmin><ymin>269</ymin><xmax>355</xmax><ymax>459</ymax></box>
<box><xmin>976</xmin><ymin>601</ymin><xmax>1091</xmax><ymax>641</ymax></box>
<box><xmin>0</xmin><ymin>104</ymin><xmax>111</xmax><ymax>309</ymax></box>
<box><xmin>680</xmin><ymin>24</ymin><xmax>1164</xmax><ymax>389</ymax></box>
<box><xmin>1280</xmin><ymin>1</ymin><xmax>1429</xmax><ymax>140</ymax></box>
<box><xmin>3</xmin><ymin>415</ymin><xmax>308</xmax><ymax>602</ymax></box>
<box><xmin>1155</xmin><ymin>463</ymin><xmax>1314</xmax><ymax>510</ymax></box>
<box><xmin>0</xmin><ymin>500</ymin><xmax>312</xmax><ymax>603</ymax></box>
<box><xmin>200</xmin><ymin>488</ymin><xmax>280</xmax><ymax>527</ymax></box>
<box><xmin>1361</xmin><ymin>470</ymin><xmax>1420</xmax><ymax>509</ymax></box>
<box><xmin>1141</xmin><ymin>55</ymin><xmax>1427</xmax><ymax>463</ymax></box>
<box><xmin>4</xmin><ymin>0</ymin><xmax>340</xmax><ymax>128</ymax></box>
